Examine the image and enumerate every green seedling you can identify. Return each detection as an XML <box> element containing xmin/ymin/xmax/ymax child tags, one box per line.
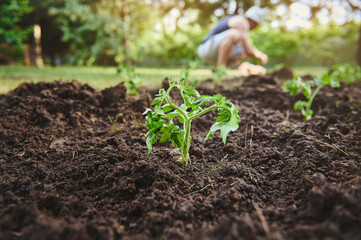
<box><xmin>108</xmin><ymin>115</ymin><xmax>122</xmax><ymax>135</ymax></box>
<box><xmin>143</xmin><ymin>72</ymin><xmax>240</xmax><ymax>166</ymax></box>
<box><xmin>212</xmin><ymin>66</ymin><xmax>227</xmax><ymax>84</ymax></box>
<box><xmin>184</xmin><ymin>60</ymin><xmax>200</xmax><ymax>86</ymax></box>
<box><xmin>184</xmin><ymin>183</ymin><xmax>214</xmax><ymax>196</ymax></box>
<box><xmin>132</xmin><ymin>115</ymin><xmax>145</xmax><ymax>129</ymax></box>
<box><xmin>281</xmin><ymin>110</ymin><xmax>294</xmax><ymax>134</ymax></box>
<box><xmin>329</xmin><ymin>62</ymin><xmax>361</xmax><ymax>84</ymax></box>
<box><xmin>284</xmin><ymin>74</ymin><xmax>340</xmax><ymax>121</ymax></box>
<box><xmin>117</xmin><ymin>64</ymin><xmax>143</xmax><ymax>95</ymax></box>
<box><xmin>80</xmin><ymin>146</ymin><xmax>96</xmax><ymax>152</ymax></box>
<box><xmin>44</xmin><ymin>136</ymin><xmax>54</xmax><ymax>154</ymax></box>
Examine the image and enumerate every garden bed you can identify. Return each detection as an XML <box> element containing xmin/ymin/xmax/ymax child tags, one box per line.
<box><xmin>0</xmin><ymin>70</ymin><xmax>360</xmax><ymax>239</ymax></box>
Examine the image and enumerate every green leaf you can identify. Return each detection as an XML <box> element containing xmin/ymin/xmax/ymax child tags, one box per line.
<box><xmin>144</xmin><ymin>109</ymin><xmax>166</xmax><ymax>154</ymax></box>
<box><xmin>330</xmin><ymin>80</ymin><xmax>340</xmax><ymax>88</ymax></box>
<box><xmin>302</xmin><ymin>82</ymin><xmax>312</xmax><ymax>99</ymax></box>
<box><xmin>194</xmin><ymin>94</ymin><xmax>224</xmax><ymax>107</ymax></box>
<box><xmin>151</xmin><ymin>88</ymin><xmax>166</xmax><ymax>107</ymax></box>
<box><xmin>183</xmin><ymin>86</ymin><xmax>200</xmax><ymax>98</ymax></box>
<box><xmin>170</xmin><ymin>126</ymin><xmax>185</xmax><ymax>149</ymax></box>
<box><xmin>294</xmin><ymin>100</ymin><xmax>308</xmax><ymax>111</ymax></box>
<box><xmin>146</xmin><ymin>132</ymin><xmax>158</xmax><ymax>154</ymax></box>
<box><xmin>142</xmin><ymin>108</ymin><xmax>153</xmax><ymax>116</ymax></box>
<box><xmin>168</xmin><ymin>76</ymin><xmax>175</xmax><ymax>86</ymax></box>
<box><xmin>160</xmin><ymin>124</ymin><xmax>174</xmax><ymax>143</ymax></box>
<box><xmin>161</xmin><ymin>109</ymin><xmax>182</xmax><ymax>120</ymax></box>
<box><xmin>205</xmin><ymin>102</ymin><xmax>240</xmax><ymax>144</ymax></box>
<box><xmin>181</xmin><ymin>86</ymin><xmax>200</xmax><ymax>107</ymax></box>
<box><xmin>179</xmin><ymin>71</ymin><xmax>186</xmax><ymax>85</ymax></box>
<box><xmin>321</xmin><ymin>73</ymin><xmax>330</xmax><ymax>85</ymax></box>
<box><xmin>314</xmin><ymin>76</ymin><xmax>323</xmax><ymax>86</ymax></box>
<box><xmin>162</xmin><ymin>105</ymin><xmax>174</xmax><ymax>113</ymax></box>
<box><xmin>182</xmin><ymin>94</ymin><xmax>195</xmax><ymax>108</ymax></box>
<box><xmin>215</xmin><ymin>107</ymin><xmax>231</xmax><ymax>122</ymax></box>
<box><xmin>301</xmin><ymin>108</ymin><xmax>313</xmax><ymax>121</ymax></box>
<box><xmin>284</xmin><ymin>76</ymin><xmax>302</xmax><ymax>96</ymax></box>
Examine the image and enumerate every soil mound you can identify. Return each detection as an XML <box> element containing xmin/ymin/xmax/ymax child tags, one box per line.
<box><xmin>1</xmin><ymin>77</ymin><xmax>360</xmax><ymax>239</ymax></box>
<box><xmin>271</xmin><ymin>66</ymin><xmax>294</xmax><ymax>80</ymax></box>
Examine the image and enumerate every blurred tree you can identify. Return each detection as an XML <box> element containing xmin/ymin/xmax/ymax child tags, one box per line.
<box><xmin>51</xmin><ymin>0</ymin><xmax>153</xmax><ymax>65</ymax></box>
<box><xmin>3</xmin><ymin>0</ymin><xmax>359</xmax><ymax>66</ymax></box>
<box><xmin>273</xmin><ymin>0</ymin><xmax>361</xmax><ymax>65</ymax></box>
<box><xmin>0</xmin><ymin>0</ymin><xmax>33</xmax><ymax>63</ymax></box>
<box><xmin>345</xmin><ymin>0</ymin><xmax>361</xmax><ymax>65</ymax></box>
<box><xmin>22</xmin><ymin>0</ymin><xmax>69</xmax><ymax>66</ymax></box>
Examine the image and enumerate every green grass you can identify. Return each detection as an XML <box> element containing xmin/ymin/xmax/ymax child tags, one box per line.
<box><xmin>292</xmin><ymin>66</ymin><xmax>328</xmax><ymax>77</ymax></box>
<box><xmin>0</xmin><ymin>65</ymin><xmax>327</xmax><ymax>94</ymax></box>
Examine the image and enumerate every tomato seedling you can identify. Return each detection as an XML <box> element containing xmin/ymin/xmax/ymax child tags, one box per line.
<box><xmin>143</xmin><ymin>72</ymin><xmax>240</xmax><ymax>166</ymax></box>
<box><xmin>329</xmin><ymin>62</ymin><xmax>361</xmax><ymax>84</ymax></box>
<box><xmin>284</xmin><ymin>74</ymin><xmax>340</xmax><ymax>121</ymax></box>
<box><xmin>117</xmin><ymin>64</ymin><xmax>142</xmax><ymax>95</ymax></box>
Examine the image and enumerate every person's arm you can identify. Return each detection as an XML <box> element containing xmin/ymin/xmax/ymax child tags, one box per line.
<box><xmin>241</xmin><ymin>37</ymin><xmax>268</xmax><ymax>64</ymax></box>
<box><xmin>228</xmin><ymin>16</ymin><xmax>268</xmax><ymax>64</ymax></box>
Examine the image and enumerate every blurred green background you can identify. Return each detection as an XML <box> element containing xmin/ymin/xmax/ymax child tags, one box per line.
<box><xmin>0</xmin><ymin>0</ymin><xmax>360</xmax><ymax>93</ymax></box>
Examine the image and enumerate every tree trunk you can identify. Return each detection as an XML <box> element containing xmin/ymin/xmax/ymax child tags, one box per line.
<box><xmin>24</xmin><ymin>43</ymin><xmax>31</xmax><ymax>66</ymax></box>
<box><xmin>122</xmin><ymin>0</ymin><xmax>130</xmax><ymax>65</ymax></box>
<box><xmin>34</xmin><ymin>24</ymin><xmax>44</xmax><ymax>68</ymax></box>
<box><xmin>357</xmin><ymin>25</ymin><xmax>361</xmax><ymax>66</ymax></box>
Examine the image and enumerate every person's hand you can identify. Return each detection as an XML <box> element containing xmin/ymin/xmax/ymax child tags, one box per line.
<box><xmin>238</xmin><ymin>62</ymin><xmax>266</xmax><ymax>77</ymax></box>
<box><xmin>254</xmin><ymin>50</ymin><xmax>268</xmax><ymax>65</ymax></box>
<box><xmin>258</xmin><ymin>52</ymin><xmax>268</xmax><ymax>65</ymax></box>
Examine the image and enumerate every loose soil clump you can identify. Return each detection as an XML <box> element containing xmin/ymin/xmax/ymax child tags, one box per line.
<box><xmin>1</xmin><ymin>73</ymin><xmax>360</xmax><ymax>240</ymax></box>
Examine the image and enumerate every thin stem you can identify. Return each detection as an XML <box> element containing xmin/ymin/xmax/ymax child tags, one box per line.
<box><xmin>307</xmin><ymin>85</ymin><xmax>322</xmax><ymax>112</ymax></box>
<box><xmin>182</xmin><ymin>119</ymin><xmax>192</xmax><ymax>166</ymax></box>
<box><xmin>165</xmin><ymin>85</ymin><xmax>191</xmax><ymax>165</ymax></box>
<box><xmin>190</xmin><ymin>104</ymin><xmax>231</xmax><ymax>120</ymax></box>
<box><xmin>165</xmin><ymin>86</ymin><xmax>188</xmax><ymax>121</ymax></box>
<box><xmin>189</xmin><ymin>105</ymin><xmax>218</xmax><ymax>120</ymax></box>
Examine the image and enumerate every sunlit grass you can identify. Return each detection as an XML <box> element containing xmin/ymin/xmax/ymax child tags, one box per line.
<box><xmin>292</xmin><ymin>66</ymin><xmax>328</xmax><ymax>77</ymax></box>
<box><xmin>0</xmin><ymin>65</ymin><xmax>327</xmax><ymax>94</ymax></box>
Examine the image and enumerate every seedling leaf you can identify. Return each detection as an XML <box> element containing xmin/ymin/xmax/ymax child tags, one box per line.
<box><xmin>205</xmin><ymin>102</ymin><xmax>240</xmax><ymax>143</ymax></box>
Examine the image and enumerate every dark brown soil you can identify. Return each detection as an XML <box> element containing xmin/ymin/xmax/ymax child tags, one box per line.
<box><xmin>1</xmin><ymin>73</ymin><xmax>361</xmax><ymax>240</ymax></box>
<box><xmin>270</xmin><ymin>66</ymin><xmax>294</xmax><ymax>80</ymax></box>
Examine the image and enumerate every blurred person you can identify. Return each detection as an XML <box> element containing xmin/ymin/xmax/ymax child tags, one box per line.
<box><xmin>198</xmin><ymin>6</ymin><xmax>268</xmax><ymax>76</ymax></box>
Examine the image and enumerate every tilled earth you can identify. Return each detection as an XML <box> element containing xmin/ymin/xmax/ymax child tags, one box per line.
<box><xmin>0</xmin><ymin>69</ymin><xmax>360</xmax><ymax>240</ymax></box>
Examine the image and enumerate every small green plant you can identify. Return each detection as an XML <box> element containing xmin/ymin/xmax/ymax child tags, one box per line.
<box><xmin>284</xmin><ymin>74</ymin><xmax>340</xmax><ymax>121</ymax></box>
<box><xmin>184</xmin><ymin>60</ymin><xmax>200</xmax><ymax>86</ymax></box>
<box><xmin>117</xmin><ymin>64</ymin><xmax>142</xmax><ymax>95</ymax></box>
<box><xmin>108</xmin><ymin>115</ymin><xmax>122</xmax><ymax>135</ymax></box>
<box><xmin>132</xmin><ymin>115</ymin><xmax>144</xmax><ymax>129</ymax></box>
<box><xmin>281</xmin><ymin>110</ymin><xmax>294</xmax><ymax>134</ymax></box>
<box><xmin>212</xmin><ymin>66</ymin><xmax>227</xmax><ymax>83</ymax></box>
<box><xmin>329</xmin><ymin>62</ymin><xmax>361</xmax><ymax>84</ymax></box>
<box><xmin>143</xmin><ymin>72</ymin><xmax>240</xmax><ymax>166</ymax></box>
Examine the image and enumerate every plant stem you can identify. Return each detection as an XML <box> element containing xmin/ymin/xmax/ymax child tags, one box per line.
<box><xmin>165</xmin><ymin>86</ymin><xmax>188</xmax><ymax>120</ymax></box>
<box><xmin>307</xmin><ymin>85</ymin><xmax>322</xmax><ymax>112</ymax></box>
<box><xmin>182</xmin><ymin>119</ymin><xmax>192</xmax><ymax>166</ymax></box>
<box><xmin>165</xmin><ymin>86</ymin><xmax>191</xmax><ymax>165</ymax></box>
<box><xmin>189</xmin><ymin>105</ymin><xmax>218</xmax><ymax>120</ymax></box>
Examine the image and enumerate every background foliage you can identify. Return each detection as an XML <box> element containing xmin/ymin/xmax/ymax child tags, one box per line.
<box><xmin>0</xmin><ymin>0</ymin><xmax>33</xmax><ymax>61</ymax></box>
<box><xmin>2</xmin><ymin>0</ymin><xmax>360</xmax><ymax>67</ymax></box>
